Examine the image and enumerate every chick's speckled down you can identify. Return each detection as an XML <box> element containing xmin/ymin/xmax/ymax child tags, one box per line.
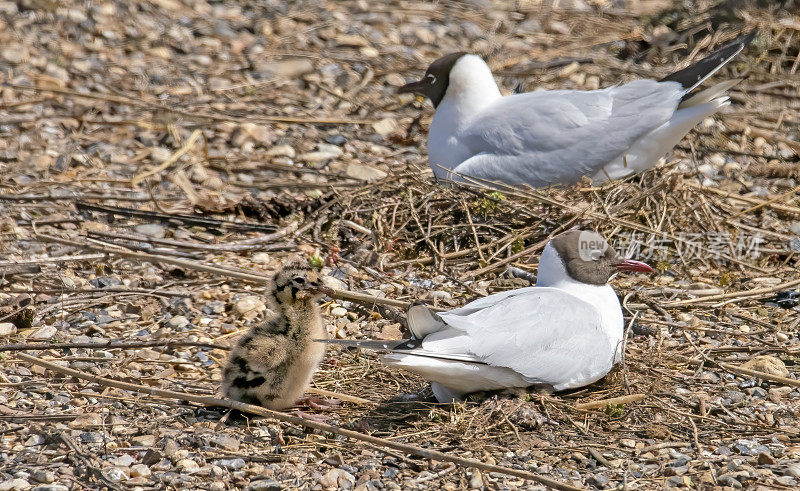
<box><xmin>222</xmin><ymin>259</ymin><xmax>328</xmax><ymax>410</ymax></box>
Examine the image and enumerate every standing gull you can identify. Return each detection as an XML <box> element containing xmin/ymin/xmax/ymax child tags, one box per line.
<box><xmin>322</xmin><ymin>230</ymin><xmax>654</xmax><ymax>402</ymax></box>
<box><xmin>399</xmin><ymin>32</ymin><xmax>755</xmax><ymax>187</ymax></box>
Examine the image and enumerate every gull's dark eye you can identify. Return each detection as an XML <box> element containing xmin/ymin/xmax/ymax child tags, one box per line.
<box><xmin>426</xmin><ymin>73</ymin><xmax>436</xmax><ymax>84</ymax></box>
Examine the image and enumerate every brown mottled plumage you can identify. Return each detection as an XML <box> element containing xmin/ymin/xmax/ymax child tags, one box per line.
<box><xmin>222</xmin><ymin>258</ymin><xmax>331</xmax><ymax>410</ymax></box>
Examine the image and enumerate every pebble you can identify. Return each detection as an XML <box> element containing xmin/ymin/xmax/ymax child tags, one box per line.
<box><xmin>776</xmin><ymin>332</ymin><xmax>789</xmax><ymax>342</ymax></box>
<box><xmin>176</xmin><ymin>459</ymin><xmax>200</xmax><ymax>473</ymax></box>
<box><xmin>384</xmin><ymin>73</ymin><xmax>406</xmax><ymax>86</ymax></box>
<box><xmin>372</xmin><ymin>118</ymin><xmax>400</xmax><ymax>137</ymax></box>
<box><xmin>741</xmin><ymin>356</ymin><xmax>790</xmax><ymax>377</ymax></box>
<box><xmin>708</xmin><ymin>154</ymin><xmax>726</xmax><ymax>167</ymax></box>
<box><xmin>0</xmin><ymin>323</ymin><xmax>17</xmax><ymax>336</ymax></box>
<box><xmin>30</xmin><ymin>470</ymin><xmax>54</xmax><ymax>484</ymax></box>
<box><xmin>345</xmin><ymin>163</ymin><xmax>387</xmax><ymax>182</ymax></box>
<box><xmin>215</xmin><ymin>458</ymin><xmax>246</xmax><ymax>470</ymax></box>
<box><xmin>129</xmin><ymin>464</ymin><xmax>151</xmax><ymax>478</ymax></box>
<box><xmin>210</xmin><ymin>434</ymin><xmax>240</xmax><ymax>452</ymax></box>
<box><xmin>246</xmin><ymin>479</ymin><xmax>283</xmax><ymax>491</ymax></box>
<box><xmin>258</xmin><ymin>58</ymin><xmax>314</xmax><ymax>78</ymax></box>
<box><xmin>1</xmin><ymin>46</ymin><xmax>28</xmax><ymax>64</ymax></box>
<box><xmin>757</xmin><ymin>452</ymin><xmax>776</xmax><ymax>465</ymax></box>
<box><xmin>769</xmin><ymin>386</ymin><xmax>792</xmax><ymax>403</ymax></box>
<box><xmin>318</xmin><ymin>468</ymin><xmax>355</xmax><ymax>488</ymax></box>
<box><xmin>69</xmin><ymin>412</ymin><xmax>102</xmax><ymax>429</ymax></box>
<box><xmin>469</xmin><ymin>469</ymin><xmax>484</xmax><ymax>489</ymax></box>
<box><xmin>166</xmin><ymin>315</ymin><xmax>189</xmax><ymax>329</ymax></box>
<box><xmin>24</xmin><ymin>435</ymin><xmax>46</xmax><ymax>447</ymax></box>
<box><xmin>266</xmin><ymin>145</ymin><xmax>296</xmax><ymax>158</ymax></box>
<box><xmin>325</xmin><ymin>134</ymin><xmax>347</xmax><ymax>146</ymax></box>
<box><xmin>105</xmin><ymin>467</ymin><xmax>130</xmax><ymax>482</ymax></box>
<box><xmin>786</xmin><ymin>463</ymin><xmax>800</xmax><ymax>478</ymax></box>
<box><xmin>430</xmin><ymin>290</ymin><xmax>452</xmax><ymax>302</ymax></box>
<box><xmin>31</xmin><ymin>486</ymin><xmax>69</xmax><ymax>491</ymax></box>
<box><xmin>29</xmin><ymin>325</ymin><xmax>57</xmax><ymax>341</ymax></box>
<box><xmin>696</xmin><ymin>163</ymin><xmax>715</xmax><ymax>176</ymax></box>
<box><xmin>131</xmin><ymin>434</ymin><xmax>156</xmax><ymax>447</ymax></box>
<box><xmin>251</xmin><ymin>252</ymin><xmax>271</xmax><ymax>265</ymax></box>
<box><xmin>236</xmin><ymin>123</ymin><xmax>270</xmax><ymax>145</ymax></box>
<box><xmin>378</xmin><ymin>324</ymin><xmax>403</xmax><ymax>340</ymax></box>
<box><xmin>716</xmin><ymin>474</ymin><xmax>743</xmax><ymax>488</ymax></box>
<box><xmin>330</xmin><ymin>307</ymin><xmax>348</xmax><ymax>317</ymax></box>
<box><xmin>0</xmin><ymin>480</ymin><xmax>30</xmax><ymax>491</ymax></box>
<box><xmin>134</xmin><ymin>223</ymin><xmax>166</xmax><ymax>238</ymax></box>
<box><xmin>234</xmin><ymin>296</ymin><xmax>266</xmax><ymax>317</ymax></box>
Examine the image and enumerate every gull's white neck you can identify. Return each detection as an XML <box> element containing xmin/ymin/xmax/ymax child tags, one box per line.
<box><xmin>428</xmin><ymin>55</ymin><xmax>501</xmax><ymax>177</ymax></box>
<box><xmin>535</xmin><ymin>243</ymin><xmax>625</xmax><ymax>361</ymax></box>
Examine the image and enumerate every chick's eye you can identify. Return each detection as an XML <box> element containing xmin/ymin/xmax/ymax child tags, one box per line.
<box><xmin>292</xmin><ymin>277</ymin><xmax>306</xmax><ymax>284</ymax></box>
<box><xmin>426</xmin><ymin>73</ymin><xmax>436</xmax><ymax>84</ymax></box>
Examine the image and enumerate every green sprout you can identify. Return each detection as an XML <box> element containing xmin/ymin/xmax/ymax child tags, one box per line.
<box><xmin>308</xmin><ymin>255</ymin><xmax>323</xmax><ymax>269</ymax></box>
<box><xmin>604</xmin><ymin>402</ymin><xmax>625</xmax><ymax>418</ymax></box>
<box><xmin>511</xmin><ymin>238</ymin><xmax>525</xmax><ymax>254</ymax></box>
<box><xmin>472</xmin><ymin>191</ymin><xmax>506</xmax><ymax>217</ymax></box>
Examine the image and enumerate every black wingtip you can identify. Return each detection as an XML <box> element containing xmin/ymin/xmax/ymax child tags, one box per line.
<box><xmin>660</xmin><ymin>30</ymin><xmax>757</xmax><ymax>90</ymax></box>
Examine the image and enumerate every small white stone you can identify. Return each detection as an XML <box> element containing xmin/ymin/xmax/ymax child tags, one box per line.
<box><xmin>251</xmin><ymin>252</ymin><xmax>271</xmax><ymax>265</ymax></box>
<box><xmin>233</xmin><ymin>296</ymin><xmax>266</xmax><ymax>317</ymax></box>
<box><xmin>0</xmin><ymin>478</ymin><xmax>31</xmax><ymax>491</ymax></box>
<box><xmin>134</xmin><ymin>223</ymin><xmax>166</xmax><ymax>238</ymax></box>
<box><xmin>697</xmin><ymin>163</ymin><xmax>715</xmax><ymax>176</ymax></box>
<box><xmin>372</xmin><ymin>118</ymin><xmax>399</xmax><ymax>137</ymax></box>
<box><xmin>776</xmin><ymin>332</ymin><xmax>789</xmax><ymax>342</ymax></box>
<box><xmin>0</xmin><ymin>322</ymin><xmax>16</xmax><ymax>336</ymax></box>
<box><xmin>345</xmin><ymin>163</ymin><xmax>387</xmax><ymax>182</ymax></box>
<box><xmin>176</xmin><ymin>459</ymin><xmax>200</xmax><ymax>473</ymax></box>
<box><xmin>430</xmin><ymin>291</ymin><xmax>452</xmax><ymax>302</ymax></box>
<box><xmin>29</xmin><ymin>325</ymin><xmax>57</xmax><ymax>341</ymax></box>
<box><xmin>708</xmin><ymin>154</ymin><xmax>726</xmax><ymax>167</ymax></box>
<box><xmin>104</xmin><ymin>467</ymin><xmax>130</xmax><ymax>482</ymax></box>
<box><xmin>129</xmin><ymin>464</ymin><xmax>151</xmax><ymax>478</ymax></box>
<box><xmin>166</xmin><ymin>315</ymin><xmax>189</xmax><ymax>329</ymax></box>
<box><xmin>266</xmin><ymin>145</ymin><xmax>295</xmax><ymax>158</ymax></box>
<box><xmin>330</xmin><ymin>307</ymin><xmax>347</xmax><ymax>317</ymax></box>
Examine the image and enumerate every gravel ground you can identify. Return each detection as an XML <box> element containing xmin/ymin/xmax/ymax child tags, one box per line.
<box><xmin>1</xmin><ymin>0</ymin><xmax>800</xmax><ymax>489</ymax></box>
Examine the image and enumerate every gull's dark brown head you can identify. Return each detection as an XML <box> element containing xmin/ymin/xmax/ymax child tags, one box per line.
<box><xmin>398</xmin><ymin>52</ymin><xmax>468</xmax><ymax>108</ymax></box>
<box><xmin>271</xmin><ymin>257</ymin><xmax>333</xmax><ymax>305</ymax></box>
<box><xmin>549</xmin><ymin>230</ymin><xmax>654</xmax><ymax>285</ymax></box>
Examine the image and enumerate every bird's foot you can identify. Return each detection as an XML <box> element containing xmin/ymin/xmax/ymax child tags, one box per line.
<box><xmin>291</xmin><ymin>409</ymin><xmax>330</xmax><ymax>423</ymax></box>
<box><xmin>295</xmin><ymin>396</ymin><xmax>341</xmax><ymax>410</ymax></box>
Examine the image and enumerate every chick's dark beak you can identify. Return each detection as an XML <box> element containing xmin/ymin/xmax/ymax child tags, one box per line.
<box><xmin>398</xmin><ymin>79</ymin><xmax>428</xmax><ymax>96</ymax></box>
<box><xmin>308</xmin><ymin>283</ymin><xmax>334</xmax><ymax>296</ymax></box>
<box><xmin>614</xmin><ymin>259</ymin><xmax>655</xmax><ymax>274</ymax></box>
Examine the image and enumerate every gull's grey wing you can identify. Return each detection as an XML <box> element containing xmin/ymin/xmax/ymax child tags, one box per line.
<box><xmin>423</xmin><ymin>287</ymin><xmax>617</xmax><ymax>387</ymax></box>
<box><xmin>452</xmin><ymin>79</ymin><xmax>684</xmax><ymax>186</ymax></box>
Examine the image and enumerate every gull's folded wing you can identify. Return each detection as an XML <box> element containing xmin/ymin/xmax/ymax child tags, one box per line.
<box><xmin>452</xmin><ymin>79</ymin><xmax>684</xmax><ymax>187</ymax></box>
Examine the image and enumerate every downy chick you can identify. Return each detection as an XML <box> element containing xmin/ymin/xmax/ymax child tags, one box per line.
<box><xmin>222</xmin><ymin>258</ymin><xmax>332</xmax><ymax>409</ymax></box>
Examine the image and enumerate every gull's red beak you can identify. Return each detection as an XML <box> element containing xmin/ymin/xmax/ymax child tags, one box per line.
<box><xmin>614</xmin><ymin>259</ymin><xmax>654</xmax><ymax>274</ymax></box>
<box><xmin>397</xmin><ymin>79</ymin><xmax>427</xmax><ymax>95</ymax></box>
